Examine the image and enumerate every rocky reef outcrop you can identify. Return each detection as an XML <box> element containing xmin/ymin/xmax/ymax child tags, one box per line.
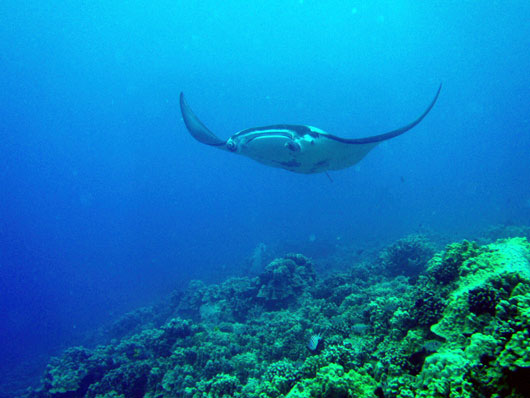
<box><xmin>27</xmin><ymin>238</ymin><xmax>530</xmax><ymax>398</ymax></box>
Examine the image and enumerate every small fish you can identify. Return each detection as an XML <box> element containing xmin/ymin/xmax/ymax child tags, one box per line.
<box><xmin>307</xmin><ymin>333</ymin><xmax>323</xmax><ymax>351</ymax></box>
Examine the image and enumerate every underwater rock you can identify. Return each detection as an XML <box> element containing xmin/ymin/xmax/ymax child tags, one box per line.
<box><xmin>86</xmin><ymin>361</ymin><xmax>151</xmax><ymax>398</ymax></box>
<box><xmin>426</xmin><ymin>240</ymin><xmax>483</xmax><ymax>285</ymax></box>
<box><xmin>482</xmin><ymin>224</ymin><xmax>530</xmax><ymax>243</ymax></box>
<box><xmin>262</xmin><ymin>359</ymin><xmax>300</xmax><ymax>396</ymax></box>
<box><xmin>206</xmin><ymin>373</ymin><xmax>241</xmax><ymax>397</ymax></box>
<box><xmin>39</xmin><ymin>346</ymin><xmax>116</xmax><ymax>397</ymax></box>
<box><xmin>380</xmin><ymin>234</ymin><xmax>435</xmax><ymax>277</ymax></box>
<box><xmin>468</xmin><ymin>285</ymin><xmax>499</xmax><ymax>316</ymax></box>
<box><xmin>431</xmin><ymin>238</ymin><xmax>530</xmax><ymax>341</ymax></box>
<box><xmin>409</xmin><ymin>288</ymin><xmax>446</xmax><ymax>327</ymax></box>
<box><xmin>313</xmin><ymin>273</ymin><xmax>360</xmax><ymax>306</ymax></box>
<box><xmin>105</xmin><ymin>307</ymin><xmax>158</xmax><ymax>341</ymax></box>
<box><xmin>286</xmin><ymin>363</ymin><xmax>377</xmax><ymax>398</ymax></box>
<box><xmin>173</xmin><ymin>279</ymin><xmax>209</xmax><ymax>320</ymax></box>
<box><xmin>256</xmin><ymin>254</ymin><xmax>316</xmax><ymax>309</ymax></box>
<box><xmin>215</xmin><ymin>277</ymin><xmax>259</xmax><ymax>322</ymax></box>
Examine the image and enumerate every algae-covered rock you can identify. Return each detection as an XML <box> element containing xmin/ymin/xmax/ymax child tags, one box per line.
<box><xmin>86</xmin><ymin>361</ymin><xmax>151</xmax><ymax>398</ymax></box>
<box><xmin>41</xmin><ymin>346</ymin><xmax>115</xmax><ymax>397</ymax></box>
<box><xmin>415</xmin><ymin>238</ymin><xmax>530</xmax><ymax>397</ymax></box>
<box><xmin>416</xmin><ymin>348</ymin><xmax>473</xmax><ymax>398</ymax></box>
<box><xmin>257</xmin><ymin>254</ymin><xmax>316</xmax><ymax>309</ymax></box>
<box><xmin>426</xmin><ymin>240</ymin><xmax>483</xmax><ymax>285</ymax></box>
<box><xmin>497</xmin><ymin>329</ymin><xmax>530</xmax><ymax>369</ymax></box>
<box><xmin>483</xmin><ymin>224</ymin><xmax>530</xmax><ymax>243</ymax></box>
<box><xmin>408</xmin><ymin>286</ymin><xmax>446</xmax><ymax>327</ymax></box>
<box><xmin>380</xmin><ymin>234</ymin><xmax>435</xmax><ymax>277</ymax></box>
<box><xmin>260</xmin><ymin>359</ymin><xmax>300</xmax><ymax>397</ymax></box>
<box><xmin>208</xmin><ymin>373</ymin><xmax>241</xmax><ymax>397</ymax></box>
<box><xmin>231</xmin><ymin>351</ymin><xmax>260</xmax><ymax>382</ymax></box>
<box><xmin>431</xmin><ymin>238</ymin><xmax>530</xmax><ymax>341</ymax></box>
<box><xmin>286</xmin><ymin>363</ymin><xmax>377</xmax><ymax>398</ymax></box>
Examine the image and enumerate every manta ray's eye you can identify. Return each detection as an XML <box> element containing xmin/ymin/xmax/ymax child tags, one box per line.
<box><xmin>226</xmin><ymin>140</ymin><xmax>236</xmax><ymax>152</ymax></box>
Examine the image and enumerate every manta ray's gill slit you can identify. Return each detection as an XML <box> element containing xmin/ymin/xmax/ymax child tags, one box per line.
<box><xmin>238</xmin><ymin>124</ymin><xmax>312</xmax><ymax>136</ymax></box>
<box><xmin>241</xmin><ymin>131</ymin><xmax>294</xmax><ymax>144</ymax></box>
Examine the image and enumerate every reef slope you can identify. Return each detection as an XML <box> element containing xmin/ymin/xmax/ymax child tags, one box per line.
<box><xmin>27</xmin><ymin>238</ymin><xmax>530</xmax><ymax>398</ymax></box>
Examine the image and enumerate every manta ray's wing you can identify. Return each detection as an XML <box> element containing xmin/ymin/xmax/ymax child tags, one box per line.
<box><xmin>297</xmin><ymin>137</ymin><xmax>379</xmax><ymax>173</ymax></box>
<box><xmin>308</xmin><ymin>83</ymin><xmax>442</xmax><ymax>172</ymax></box>
<box><xmin>179</xmin><ymin>84</ymin><xmax>441</xmax><ymax>174</ymax></box>
<box><xmin>324</xmin><ymin>83</ymin><xmax>442</xmax><ymax>145</ymax></box>
<box><xmin>179</xmin><ymin>93</ymin><xmax>227</xmax><ymax>148</ymax></box>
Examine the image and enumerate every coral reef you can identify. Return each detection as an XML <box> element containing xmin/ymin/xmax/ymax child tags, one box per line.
<box><xmin>256</xmin><ymin>253</ymin><xmax>316</xmax><ymax>310</ymax></box>
<box><xmin>481</xmin><ymin>224</ymin><xmax>530</xmax><ymax>243</ymax></box>
<box><xmin>27</xmin><ymin>237</ymin><xmax>530</xmax><ymax>398</ymax></box>
<box><xmin>379</xmin><ymin>234</ymin><xmax>436</xmax><ymax>277</ymax></box>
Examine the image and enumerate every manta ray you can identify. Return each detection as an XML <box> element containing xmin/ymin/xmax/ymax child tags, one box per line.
<box><xmin>179</xmin><ymin>84</ymin><xmax>441</xmax><ymax>174</ymax></box>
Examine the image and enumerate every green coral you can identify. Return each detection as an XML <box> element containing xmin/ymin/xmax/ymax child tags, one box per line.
<box><xmin>380</xmin><ymin>234</ymin><xmax>435</xmax><ymax>277</ymax></box>
<box><xmin>256</xmin><ymin>360</ymin><xmax>300</xmax><ymax>397</ymax></box>
<box><xmin>42</xmin><ymin>346</ymin><xmax>115</xmax><ymax>396</ymax></box>
<box><xmin>286</xmin><ymin>363</ymin><xmax>377</xmax><ymax>398</ymax></box>
<box><xmin>468</xmin><ymin>285</ymin><xmax>499</xmax><ymax>315</ymax></box>
<box><xmin>28</xmin><ymin>236</ymin><xmax>530</xmax><ymax>398</ymax></box>
<box><xmin>416</xmin><ymin>349</ymin><xmax>473</xmax><ymax>398</ymax></box>
<box><xmin>498</xmin><ymin>329</ymin><xmax>530</xmax><ymax>369</ymax></box>
<box><xmin>409</xmin><ymin>286</ymin><xmax>446</xmax><ymax>327</ymax></box>
<box><xmin>87</xmin><ymin>361</ymin><xmax>151</xmax><ymax>398</ymax></box>
<box><xmin>208</xmin><ymin>373</ymin><xmax>241</xmax><ymax>397</ymax></box>
<box><xmin>231</xmin><ymin>351</ymin><xmax>260</xmax><ymax>382</ymax></box>
<box><xmin>431</xmin><ymin>238</ymin><xmax>529</xmax><ymax>341</ymax></box>
<box><xmin>257</xmin><ymin>254</ymin><xmax>316</xmax><ymax>309</ymax></box>
<box><xmin>426</xmin><ymin>240</ymin><xmax>483</xmax><ymax>285</ymax></box>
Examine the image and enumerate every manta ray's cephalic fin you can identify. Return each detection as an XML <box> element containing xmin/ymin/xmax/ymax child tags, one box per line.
<box><xmin>179</xmin><ymin>93</ymin><xmax>226</xmax><ymax>147</ymax></box>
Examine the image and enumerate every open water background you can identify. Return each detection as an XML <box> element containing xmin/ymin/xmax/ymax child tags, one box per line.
<box><xmin>0</xmin><ymin>0</ymin><xmax>528</xmax><ymax>393</ymax></box>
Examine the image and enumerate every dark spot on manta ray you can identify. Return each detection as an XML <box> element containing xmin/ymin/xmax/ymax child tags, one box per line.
<box><xmin>179</xmin><ymin>84</ymin><xmax>441</xmax><ymax>174</ymax></box>
<box><xmin>285</xmin><ymin>141</ymin><xmax>301</xmax><ymax>152</ymax></box>
<box><xmin>309</xmin><ymin>160</ymin><xmax>330</xmax><ymax>173</ymax></box>
<box><xmin>280</xmin><ymin>159</ymin><xmax>302</xmax><ymax>168</ymax></box>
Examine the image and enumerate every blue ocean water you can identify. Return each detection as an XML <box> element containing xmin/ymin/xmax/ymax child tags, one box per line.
<box><xmin>0</xmin><ymin>0</ymin><xmax>528</xmax><ymax>393</ymax></box>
